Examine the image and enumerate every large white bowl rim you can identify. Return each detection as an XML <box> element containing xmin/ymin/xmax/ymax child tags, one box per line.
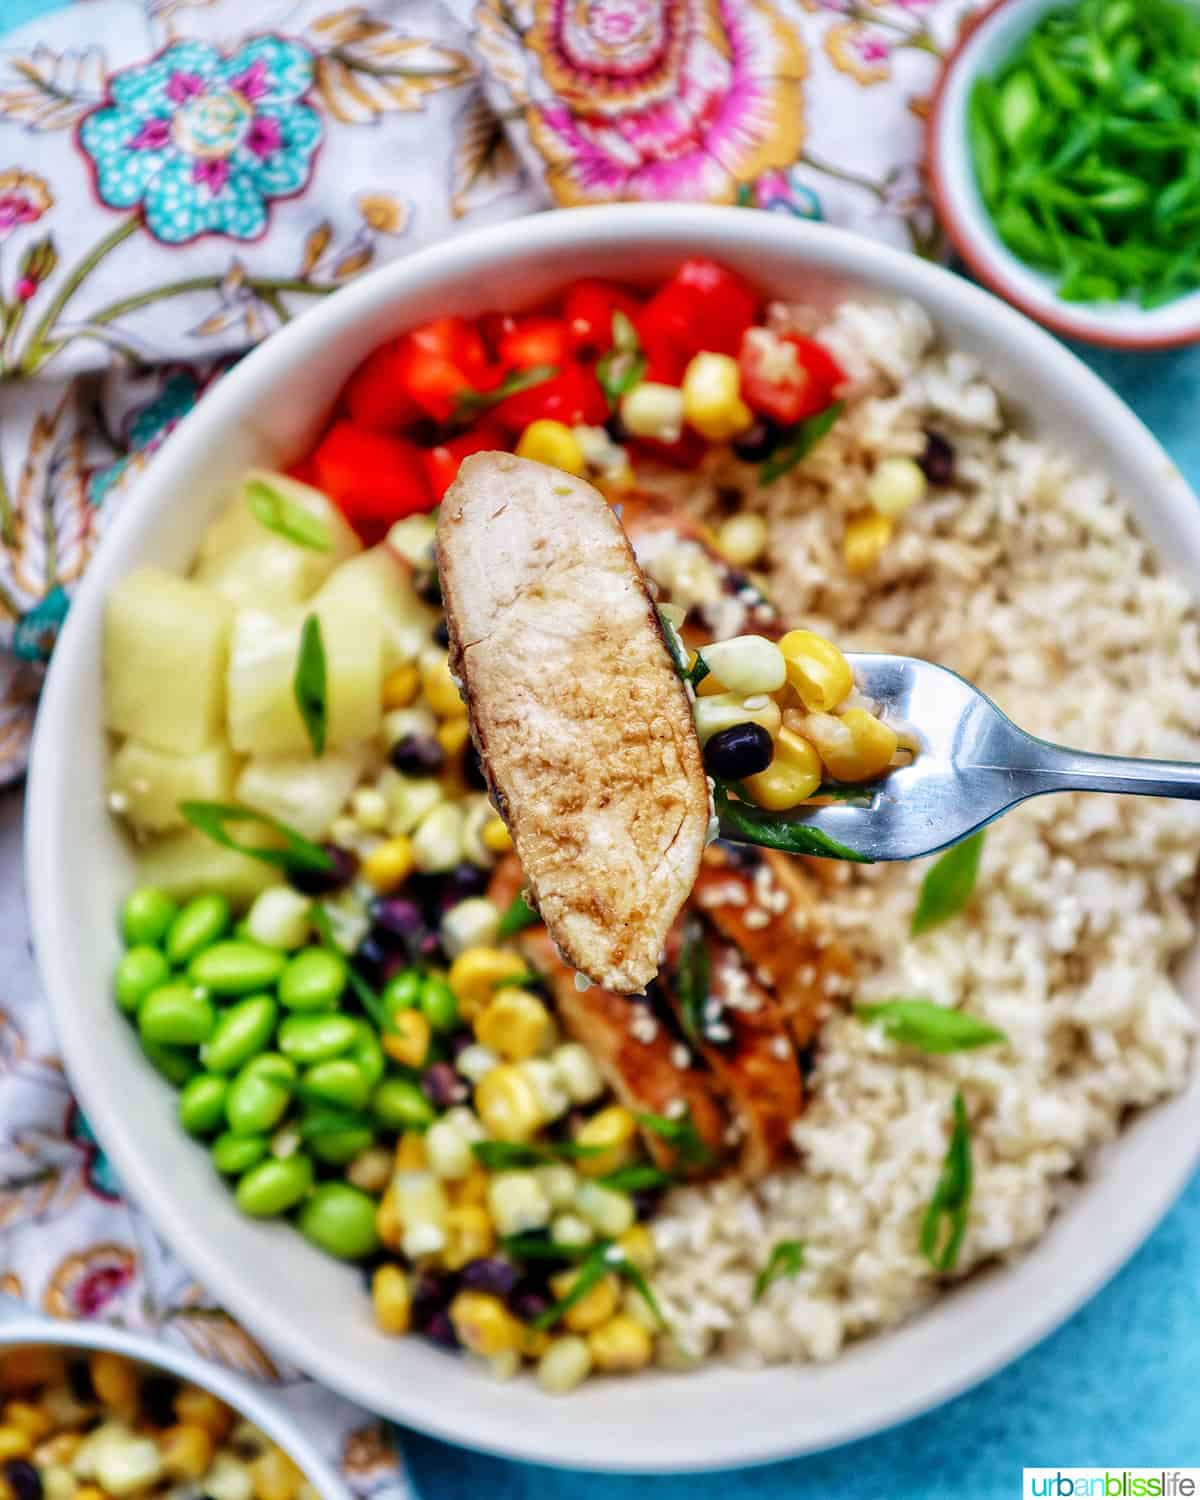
<box><xmin>26</xmin><ymin>205</ymin><xmax>1200</xmax><ymax>1473</ymax></box>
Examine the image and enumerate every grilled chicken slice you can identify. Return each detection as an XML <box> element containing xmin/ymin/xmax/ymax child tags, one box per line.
<box><xmin>659</xmin><ymin>919</ymin><xmax>805</xmax><ymax>1178</ymax></box>
<box><xmin>488</xmin><ymin>857</ymin><xmax>729</xmax><ymax>1174</ymax></box>
<box><xmin>438</xmin><ymin>454</ymin><xmax>709</xmax><ymax>993</ymax></box>
<box><xmin>690</xmin><ymin>847</ymin><xmax>854</xmax><ymax>1049</ymax></box>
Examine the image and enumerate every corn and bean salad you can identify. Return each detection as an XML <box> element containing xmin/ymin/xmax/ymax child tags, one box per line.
<box><xmin>0</xmin><ymin>1346</ymin><xmax>312</xmax><ymax>1500</ymax></box>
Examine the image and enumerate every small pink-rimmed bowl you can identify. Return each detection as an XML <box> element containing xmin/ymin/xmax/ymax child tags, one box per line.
<box><xmin>927</xmin><ymin>0</ymin><xmax>1200</xmax><ymax>351</ymax></box>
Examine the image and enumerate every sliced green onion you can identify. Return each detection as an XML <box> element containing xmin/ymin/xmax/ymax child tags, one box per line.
<box><xmin>293</xmin><ymin>613</ymin><xmax>327</xmax><ymax>757</ymax></box>
<box><xmin>246</xmin><ymin>477</ymin><xmax>332</xmax><ymax>552</ymax></box>
<box><xmin>179</xmin><ymin>802</ymin><xmax>334</xmax><ymax>876</ymax></box>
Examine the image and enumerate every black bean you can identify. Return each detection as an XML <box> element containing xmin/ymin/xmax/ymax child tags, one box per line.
<box><xmin>604</xmin><ymin>413</ymin><xmax>629</xmax><ymax>444</ymax></box>
<box><xmin>67</xmin><ymin>1357</ymin><xmax>95</xmax><ymax>1403</ymax></box>
<box><xmin>458</xmin><ymin>1258</ymin><xmax>520</xmax><ymax>1297</ymax></box>
<box><xmin>463</xmin><ymin>742</ymin><xmax>489</xmax><ymax>791</ymax></box>
<box><xmin>443</xmin><ymin>863</ymin><xmax>489</xmax><ymax>903</ymax></box>
<box><xmin>632</xmin><ymin>1187</ymin><xmax>665</xmax><ymax>1221</ymax></box>
<box><xmin>4</xmin><ymin>1461</ymin><xmax>42</xmax><ymax>1500</ymax></box>
<box><xmin>140</xmin><ymin>1373</ymin><xmax>178</xmax><ymax>1427</ymax></box>
<box><xmin>448</xmin><ymin>1028</ymin><xmax>477</xmax><ymax>1059</ymax></box>
<box><xmin>917</xmin><ymin>430</ymin><xmax>955</xmax><ymax>486</ymax></box>
<box><xmin>353</xmin><ymin>933</ymin><xmax>392</xmax><ymax>987</ymax></box>
<box><xmin>369</xmin><ymin>898</ymin><xmax>424</xmax><ymax>942</ymax></box>
<box><xmin>703</xmin><ymin>723</ymin><xmax>774</xmax><ymax>781</ymax></box>
<box><xmin>510</xmin><ymin>1288</ymin><xmax>551</xmax><ymax>1323</ymax></box>
<box><xmin>433</xmin><ymin>620</ymin><xmax>451</xmax><ymax>649</ymax></box>
<box><xmin>290</xmin><ymin>844</ymin><xmax>358</xmax><ymax>895</ymax></box>
<box><xmin>414</xmin><ymin>565</ymin><xmax>442</xmax><ymax>607</ymax></box>
<box><xmin>423</xmin><ymin>1310</ymin><xmax>460</xmax><ymax>1350</ymax></box>
<box><xmin>731</xmin><ymin>419</ymin><xmax>780</xmax><ymax>463</ymax></box>
<box><xmin>389</xmin><ymin>734</ymin><xmax>446</xmax><ymax>776</ymax></box>
<box><xmin>422</xmin><ymin>1061</ymin><xmax>468</xmax><ymax>1110</ymax></box>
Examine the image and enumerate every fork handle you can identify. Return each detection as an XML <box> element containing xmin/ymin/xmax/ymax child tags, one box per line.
<box><xmin>1020</xmin><ymin>739</ymin><xmax>1200</xmax><ymax>800</ymax></box>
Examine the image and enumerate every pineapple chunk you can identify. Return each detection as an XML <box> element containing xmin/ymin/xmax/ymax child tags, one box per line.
<box><xmin>226</xmin><ymin>603</ymin><xmax>382</xmax><ymax>756</ymax></box>
<box><xmin>135</xmin><ymin>827</ymin><xmax>281</xmax><ymax>908</ymax></box>
<box><xmin>109</xmin><ymin>739</ymin><xmax>238</xmax><ymax>836</ymax></box>
<box><xmin>105</xmin><ymin>568</ymin><xmax>232</xmax><ymax>753</ymax></box>
<box><xmin>194</xmin><ymin>470</ymin><xmax>360</xmax><ymax>611</ymax></box>
<box><xmin>313</xmin><ymin>547</ymin><xmax>439</xmax><ymax>670</ymax></box>
<box><xmin>236</xmin><ymin>742</ymin><xmax>374</xmax><ymax>840</ymax></box>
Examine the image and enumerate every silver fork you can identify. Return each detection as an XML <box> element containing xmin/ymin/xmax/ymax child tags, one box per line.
<box><xmin>720</xmin><ymin>653</ymin><xmax>1200</xmax><ymax>863</ymax></box>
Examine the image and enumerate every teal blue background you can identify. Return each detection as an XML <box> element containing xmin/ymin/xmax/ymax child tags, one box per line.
<box><xmin>5</xmin><ymin>3</ymin><xmax>1199</xmax><ymax>1493</ymax></box>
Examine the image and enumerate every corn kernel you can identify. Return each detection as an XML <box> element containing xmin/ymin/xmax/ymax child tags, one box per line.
<box><xmin>174</xmin><ymin>1386</ymin><xmax>234</xmax><ymax>1442</ymax></box>
<box><xmin>550</xmin><ymin>1213</ymin><xmax>593</xmax><ymax>1249</ymax></box>
<box><xmin>550</xmin><ymin>1270</ymin><xmax>619</xmax><ymax>1333</ymax></box>
<box><xmin>394</xmin><ymin>1131</ymin><xmax>428</xmax><ymax>1171</ymax></box>
<box><xmin>449</xmin><ymin>1292</ymin><xmax>524</xmax><ymax>1357</ymax></box>
<box><xmin>475</xmin><ymin>1064</ymin><xmax>543</xmax><ymax>1142</ymax></box>
<box><xmin>575</xmin><ymin>1180</ymin><xmax>636</xmax><ymax>1238</ymax></box>
<box><xmin>693</xmin><ymin>690</ymin><xmax>781</xmax><ymax>746</ymax></box>
<box><xmin>449</xmin><ymin>948</ymin><xmax>529</xmax><ymax>1019</ymax></box>
<box><xmin>436</xmin><ymin>717</ymin><xmax>471</xmax><ymax>757</ymax></box>
<box><xmin>448</xmin><ymin>1162</ymin><xmax>490</xmax><ymax>1207</ymax></box>
<box><xmin>393</xmin><ymin>1171</ymin><xmax>450</xmax><ymax>1255</ymax></box>
<box><xmin>697</xmin><ymin>636</ymin><xmax>786</xmax><ymax>696</ymax></box>
<box><xmin>743</xmin><ymin>727</ymin><xmax>823</xmax><ymax>810</ymax></box>
<box><xmin>381</xmin><ymin>706</ymin><xmax>437</xmax><ymax>751</ymax></box>
<box><xmin>617</xmin><ymin>1224</ymin><xmax>657</xmax><ymax>1273</ymax></box>
<box><xmin>39</xmin><ymin>1388</ymin><xmax>92</xmax><ymax>1430</ymax></box>
<box><xmin>35</xmin><ymin>1434</ymin><xmax>81</xmax><ymax>1468</ymax></box>
<box><xmin>443</xmin><ymin>1204</ymin><xmax>496</xmax><ymax>1270</ymax></box>
<box><xmin>90</xmin><ymin>1354</ymin><xmax>137</xmax><ymax>1416</ymax></box>
<box><xmin>521</xmin><ymin>1058</ymin><xmax>569</xmax><ymax>1121</ymax></box>
<box><xmin>588</xmin><ymin>1314</ymin><xmax>653</xmax><ymax>1373</ymax></box>
<box><xmin>426</xmin><ymin>1118</ymin><xmax>474</xmax><ymax>1180</ymax></box>
<box><xmin>515</xmin><ymin>419</ymin><xmax>587</xmax><ymax>476</ymax></box>
<box><xmin>41</xmin><ymin>1465</ymin><xmax>76</xmax><ymax>1500</ymax></box>
<box><xmin>385</xmin><ymin>513</ymin><xmax>437</xmax><ymax>566</ymax></box>
<box><xmin>95</xmin><ymin>1434</ymin><xmax>163</xmax><ymax>1495</ymax></box>
<box><xmin>534</xmin><ymin>1162</ymin><xmax>577</xmax><ymax>1209</ymax></box>
<box><xmin>455</xmin><ymin>1043</ymin><xmax>499</xmax><ymax>1084</ymax></box>
<box><xmin>382</xmin><ymin>1009</ymin><xmax>431</xmax><ymax>1068</ymax></box>
<box><xmin>1</xmin><ymin>1349</ymin><xmax>65</xmax><ymax>1391</ymax></box>
<box><xmin>347</xmin><ymin>1144</ymin><xmax>393</xmax><ymax>1194</ymax></box>
<box><xmin>716</xmin><ymin>513</ymin><xmax>767</xmax><ymax>569</ymax></box>
<box><xmin>552</xmin><ymin>1043</ymin><xmax>605</xmax><ymax>1104</ymax></box>
<box><xmin>440</xmin><ymin>897</ymin><xmax>500</xmax><ymax>959</ymax></box>
<box><xmin>361</xmin><ymin>835</ymin><xmax>415</xmax><ymax>893</ymax></box>
<box><xmin>419</xmin><ymin>648</ymin><xmax>464</xmax><ymax>719</ymax></box>
<box><xmin>537</xmin><ymin>1336</ymin><xmax>592</xmax><ymax>1394</ymax></box>
<box><xmin>475</xmin><ymin>990</ymin><xmax>554</xmax><ymax>1062</ymax></box>
<box><xmin>867</xmin><ymin>455</ymin><xmax>927</xmax><ymax>517</ymax></box>
<box><xmin>681</xmin><ymin>353</ymin><xmax>754</xmax><ymax>441</ymax></box>
<box><xmin>245</xmin><ymin>887</ymin><xmax>311</xmax><ymax>950</ymax></box>
<box><xmin>621</xmin><ymin>1283</ymin><xmax>662</xmax><ymax>1333</ymax></box>
<box><xmin>574</xmin><ymin>1105</ymin><xmax>637</xmax><ymax>1177</ymax></box>
<box><xmin>806</xmin><ymin>707</ymin><xmax>898</xmax><ymax>782</ymax></box>
<box><xmin>0</xmin><ymin>1428</ymin><xmax>31</xmax><ymax>1461</ymax></box>
<box><xmin>481</xmin><ymin>817</ymin><xmax>512</xmax><ymax>853</ymax></box>
<box><xmin>3</xmin><ymin>1402</ymin><xmax>50</xmax><ymax>1443</ymax></box>
<box><xmin>411</xmin><ymin>803</ymin><xmax>464</xmax><ymax>873</ymax></box>
<box><xmin>351</xmin><ymin>787</ymin><xmax>389</xmax><ymax>832</ymax></box>
<box><xmin>382</xmin><ymin>663</ymin><xmax>420</xmax><ymax>710</ymax></box>
<box><xmin>778</xmin><ymin>630</ymin><xmax>854</xmax><ymax>713</ymax></box>
<box><xmin>202</xmin><ymin>1453</ymin><xmax>254</xmax><ymax>1500</ymax></box>
<box><xmin>487</xmin><ymin>1170</ymin><xmax>551</xmax><ymax>1236</ymax></box>
<box><xmin>250</xmin><ymin>1447</ymin><xmax>303</xmax><ymax>1500</ymax></box>
<box><xmin>376</xmin><ymin>1185</ymin><xmax>401</xmax><ymax>1248</ymax></box>
<box><xmin>619</xmin><ymin>382</ymin><xmax>685</xmax><ymax>443</ymax></box>
<box><xmin>694</xmin><ymin>669</ymin><xmax>725</xmax><ymax>697</ymax></box>
<box><xmin>843</xmin><ymin>511</ymin><xmax>894</xmax><ymax>574</ymax></box>
<box><xmin>372</xmin><ymin>1265</ymin><xmax>412</xmax><ymax>1334</ymax></box>
<box><xmin>160</xmin><ymin>1423</ymin><xmax>214</xmax><ymax>1481</ymax></box>
<box><xmin>74</xmin><ymin>1486</ymin><xmax>107</xmax><ymax>1500</ymax></box>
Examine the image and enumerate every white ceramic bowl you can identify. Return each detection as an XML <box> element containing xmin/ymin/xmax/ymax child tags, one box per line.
<box><xmin>0</xmin><ymin>1303</ymin><xmax>351</xmax><ymax>1498</ymax></box>
<box><xmin>927</xmin><ymin>0</ymin><xmax>1200</xmax><ymax>349</ymax></box>
<box><xmin>26</xmin><ymin>205</ymin><xmax>1200</xmax><ymax>1472</ymax></box>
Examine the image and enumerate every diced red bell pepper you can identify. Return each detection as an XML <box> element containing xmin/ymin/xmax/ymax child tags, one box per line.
<box><xmin>639</xmin><ymin>258</ymin><xmax>759</xmax><ymax>359</ymax></box>
<box><xmin>394</xmin><ymin>341</ymin><xmax>474</xmax><ymax>425</ymax></box>
<box><xmin>478</xmin><ymin>311</ymin><xmax>518</xmax><ymax>358</ymax></box>
<box><xmin>422</xmin><ymin>420</ymin><xmax>509</xmax><ymax>501</ymax></box>
<box><xmin>562</xmin><ymin>279</ymin><xmax>643</xmax><ymax>354</ymax></box>
<box><xmin>629</xmin><ymin>429</ymin><xmax>708</xmax><ymax>470</ymax></box>
<box><xmin>498</xmin><ymin>315</ymin><xmax>571</xmax><ymax>370</ymax></box>
<box><xmin>633</xmin><ymin>310</ymin><xmax>685</xmax><ymax>386</ymax></box>
<box><xmin>738</xmin><ymin>328</ymin><xmax>846</xmax><ymax>426</ymax></box>
<box><xmin>312</xmin><ymin>421</ymin><xmax>434</xmax><ymax>542</ymax></box>
<box><xmin>343</xmin><ymin>338</ymin><xmax>422</xmax><ymax>431</ymax></box>
<box><xmin>492</xmin><ymin>362</ymin><xmax>608</xmax><ymax>433</ymax></box>
<box><xmin>286</xmin><ymin>456</ymin><xmax>321</xmax><ymax>488</ymax></box>
<box><xmin>408</xmin><ymin>316</ymin><xmax>490</xmax><ymax>379</ymax></box>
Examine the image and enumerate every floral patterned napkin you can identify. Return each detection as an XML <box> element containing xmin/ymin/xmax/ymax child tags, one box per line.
<box><xmin>0</xmin><ymin>0</ymin><xmax>974</xmax><ymax>1492</ymax></box>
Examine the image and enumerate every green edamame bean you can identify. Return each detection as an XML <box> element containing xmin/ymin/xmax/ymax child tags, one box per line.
<box><xmin>308</xmin><ymin>1124</ymin><xmax>375</xmax><ymax>1166</ymax></box>
<box><xmin>296</xmin><ymin>1183</ymin><xmax>380</xmax><ymax>1260</ymax></box>
<box><xmin>347</xmin><ymin>1021</ymin><xmax>385</xmax><ymax>1090</ymax></box>
<box><xmin>278</xmin><ymin>1013</ymin><xmax>358</xmax><ymax>1065</ymax></box>
<box><xmin>235</xmin><ymin>1154</ymin><xmax>313</xmax><ymax>1217</ymax></box>
<box><xmin>202</xmin><ymin>995</ymin><xmax>278</xmax><ymax>1075</ymax></box>
<box><xmin>233</xmin><ymin>919</ymin><xmax>254</xmax><ymax>940</ymax></box>
<box><xmin>302</xmin><ymin>1058</ymin><xmax>369</xmax><ymax>1112</ymax></box>
<box><xmin>244</xmin><ymin>1052</ymin><xmax>296</xmax><ymax>1084</ymax></box>
<box><xmin>115</xmin><ymin>946</ymin><xmax>171</xmax><ymax>1014</ymax></box>
<box><xmin>178</xmin><ymin>1074</ymin><xmax>229</xmax><ymax>1137</ymax></box>
<box><xmin>138</xmin><ymin>982</ymin><xmax>216</xmax><ymax>1047</ymax></box>
<box><xmin>278</xmin><ymin>948</ymin><xmax>347</xmax><ymax>1012</ymax></box>
<box><xmin>419</xmin><ymin>975</ymin><xmax>458</xmax><ymax>1033</ymax></box>
<box><xmin>371</xmin><ymin>1076</ymin><xmax>434</xmax><ymax>1132</ymax></box>
<box><xmin>382</xmin><ymin>970</ymin><xmax>422</xmax><ymax>1015</ymax></box>
<box><xmin>188</xmin><ymin>940</ymin><xmax>287</xmax><ymax>996</ymax></box>
<box><xmin>122</xmin><ymin>887</ymin><xmax>178</xmax><ymax>948</ymax></box>
<box><xmin>141</xmin><ymin>1036</ymin><xmax>199</xmax><ymax>1087</ymax></box>
<box><xmin>225</xmin><ymin>1064</ymin><xmax>291</xmax><ymax>1136</ymax></box>
<box><xmin>212</xmin><ymin>1131</ymin><xmax>269</xmax><ymax>1175</ymax></box>
<box><xmin>166</xmin><ymin>893</ymin><xmax>231</xmax><ymax>966</ymax></box>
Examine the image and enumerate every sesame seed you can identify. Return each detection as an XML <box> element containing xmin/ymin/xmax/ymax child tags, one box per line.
<box><xmin>665</xmin><ymin>1097</ymin><xmax>687</xmax><ymax>1120</ymax></box>
<box><xmin>770</xmin><ymin>1036</ymin><xmax>791</xmax><ymax>1060</ymax></box>
<box><xmin>670</xmin><ymin>1043</ymin><xmax>691</xmax><ymax>1069</ymax></box>
<box><xmin>744</xmin><ymin>909</ymin><xmax>770</xmax><ymax>930</ymax></box>
<box><xmin>709</xmin><ymin>1023</ymin><xmax>732</xmax><ymax>1042</ymax></box>
<box><xmin>630</xmin><ymin>1012</ymin><xmax>659</xmax><ymax>1044</ymax></box>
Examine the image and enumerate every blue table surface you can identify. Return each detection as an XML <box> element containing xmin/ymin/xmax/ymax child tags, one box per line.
<box><xmin>4</xmin><ymin>3</ymin><xmax>1199</xmax><ymax>1491</ymax></box>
